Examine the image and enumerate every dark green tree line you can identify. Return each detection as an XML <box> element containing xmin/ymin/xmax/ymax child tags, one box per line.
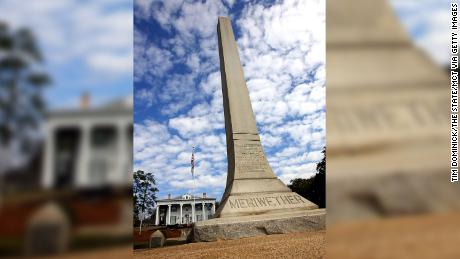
<box><xmin>288</xmin><ymin>147</ymin><xmax>325</xmax><ymax>208</ymax></box>
<box><xmin>133</xmin><ymin>170</ymin><xmax>158</xmax><ymax>227</ymax></box>
<box><xmin>0</xmin><ymin>21</ymin><xmax>50</xmax><ymax>152</ymax></box>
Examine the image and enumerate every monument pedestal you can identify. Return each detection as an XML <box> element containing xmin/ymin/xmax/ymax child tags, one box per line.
<box><xmin>194</xmin><ymin>209</ymin><xmax>325</xmax><ymax>242</ymax></box>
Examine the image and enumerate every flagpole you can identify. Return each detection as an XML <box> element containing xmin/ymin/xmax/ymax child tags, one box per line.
<box><xmin>193</xmin><ymin>174</ymin><xmax>196</xmax><ymax>222</ymax></box>
<box><xmin>191</xmin><ymin>146</ymin><xmax>196</xmax><ymax>223</ymax></box>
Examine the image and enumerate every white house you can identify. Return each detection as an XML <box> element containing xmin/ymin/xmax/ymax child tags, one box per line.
<box><xmin>155</xmin><ymin>193</ymin><xmax>216</xmax><ymax>225</ymax></box>
<box><xmin>41</xmin><ymin>95</ymin><xmax>133</xmax><ymax>189</ymax></box>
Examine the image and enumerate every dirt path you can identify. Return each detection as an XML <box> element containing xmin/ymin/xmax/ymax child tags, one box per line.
<box><xmin>134</xmin><ymin>230</ymin><xmax>325</xmax><ymax>259</ymax></box>
<box><xmin>51</xmin><ymin>212</ymin><xmax>460</xmax><ymax>258</ymax></box>
<box><xmin>328</xmin><ymin>212</ymin><xmax>460</xmax><ymax>259</ymax></box>
<box><xmin>134</xmin><ymin>212</ymin><xmax>460</xmax><ymax>259</ymax></box>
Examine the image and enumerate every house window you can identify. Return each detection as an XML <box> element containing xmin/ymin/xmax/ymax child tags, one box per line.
<box><xmin>88</xmin><ymin>126</ymin><xmax>116</xmax><ymax>186</ymax></box>
<box><xmin>91</xmin><ymin>126</ymin><xmax>116</xmax><ymax>149</ymax></box>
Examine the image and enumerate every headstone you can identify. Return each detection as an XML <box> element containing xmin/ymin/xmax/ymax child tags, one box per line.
<box><xmin>149</xmin><ymin>230</ymin><xmax>165</xmax><ymax>248</ymax></box>
<box><xmin>24</xmin><ymin>202</ymin><xmax>70</xmax><ymax>256</ymax></box>
<box><xmin>194</xmin><ymin>17</ymin><xmax>325</xmax><ymax>242</ymax></box>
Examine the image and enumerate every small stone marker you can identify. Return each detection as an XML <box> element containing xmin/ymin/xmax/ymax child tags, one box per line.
<box><xmin>150</xmin><ymin>230</ymin><xmax>165</xmax><ymax>248</ymax></box>
<box><xmin>24</xmin><ymin>202</ymin><xmax>70</xmax><ymax>255</ymax></box>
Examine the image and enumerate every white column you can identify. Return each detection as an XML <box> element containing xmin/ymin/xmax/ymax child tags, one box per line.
<box><xmin>180</xmin><ymin>204</ymin><xmax>183</xmax><ymax>224</ymax></box>
<box><xmin>191</xmin><ymin>202</ymin><xmax>195</xmax><ymax>223</ymax></box>
<box><xmin>202</xmin><ymin>202</ymin><xmax>206</xmax><ymax>221</ymax></box>
<box><xmin>116</xmin><ymin>122</ymin><xmax>128</xmax><ymax>184</ymax></box>
<box><xmin>42</xmin><ymin>124</ymin><xmax>55</xmax><ymax>188</ymax></box>
<box><xmin>212</xmin><ymin>202</ymin><xmax>216</xmax><ymax>214</ymax></box>
<box><xmin>167</xmin><ymin>204</ymin><xmax>171</xmax><ymax>225</ymax></box>
<box><xmin>76</xmin><ymin>123</ymin><xmax>90</xmax><ymax>186</ymax></box>
<box><xmin>155</xmin><ymin>206</ymin><xmax>160</xmax><ymax>225</ymax></box>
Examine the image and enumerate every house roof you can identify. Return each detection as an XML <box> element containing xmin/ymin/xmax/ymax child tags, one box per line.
<box><xmin>47</xmin><ymin>96</ymin><xmax>132</xmax><ymax>118</ymax></box>
<box><xmin>156</xmin><ymin>195</ymin><xmax>215</xmax><ymax>202</ymax></box>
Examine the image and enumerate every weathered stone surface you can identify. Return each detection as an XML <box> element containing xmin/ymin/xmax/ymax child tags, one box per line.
<box><xmin>24</xmin><ymin>202</ymin><xmax>70</xmax><ymax>255</ymax></box>
<box><xmin>180</xmin><ymin>228</ymin><xmax>193</xmax><ymax>242</ymax></box>
<box><xmin>149</xmin><ymin>230</ymin><xmax>165</xmax><ymax>248</ymax></box>
<box><xmin>327</xmin><ymin>171</ymin><xmax>460</xmax><ymax>223</ymax></box>
<box><xmin>218</xmin><ymin>192</ymin><xmax>318</xmax><ymax>218</ymax></box>
<box><xmin>194</xmin><ymin>209</ymin><xmax>325</xmax><ymax>242</ymax></box>
<box><xmin>326</xmin><ymin>0</ymin><xmax>454</xmax><ymax>224</ymax></box>
<box><xmin>327</xmin><ymin>0</ymin><xmax>410</xmax><ymax>45</ymax></box>
<box><xmin>215</xmin><ymin>16</ymin><xmax>318</xmax><ymax>218</ymax></box>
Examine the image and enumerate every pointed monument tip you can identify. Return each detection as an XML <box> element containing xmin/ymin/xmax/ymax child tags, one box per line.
<box><xmin>218</xmin><ymin>16</ymin><xmax>230</xmax><ymax>22</ymax></box>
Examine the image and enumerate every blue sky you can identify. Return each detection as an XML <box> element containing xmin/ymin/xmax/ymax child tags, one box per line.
<box><xmin>0</xmin><ymin>0</ymin><xmax>450</xmax><ymax>199</ymax></box>
<box><xmin>0</xmin><ymin>0</ymin><xmax>447</xmax><ymax>108</ymax></box>
<box><xmin>133</xmin><ymin>0</ymin><xmax>451</xmax><ymax>201</ymax></box>
<box><xmin>0</xmin><ymin>0</ymin><xmax>133</xmax><ymax>109</ymax></box>
<box><xmin>133</xmin><ymin>0</ymin><xmax>326</xmax><ymax>200</ymax></box>
<box><xmin>389</xmin><ymin>0</ymin><xmax>451</xmax><ymax>65</ymax></box>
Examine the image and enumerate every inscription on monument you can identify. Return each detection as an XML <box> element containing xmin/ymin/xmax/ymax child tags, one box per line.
<box><xmin>235</xmin><ymin>143</ymin><xmax>267</xmax><ymax>173</ymax></box>
<box><xmin>228</xmin><ymin>194</ymin><xmax>306</xmax><ymax>209</ymax></box>
<box><xmin>329</xmin><ymin>97</ymin><xmax>448</xmax><ymax>132</ymax></box>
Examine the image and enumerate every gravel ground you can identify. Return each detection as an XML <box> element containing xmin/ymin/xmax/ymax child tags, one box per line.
<box><xmin>134</xmin><ymin>230</ymin><xmax>325</xmax><ymax>259</ymax></box>
<box><xmin>328</xmin><ymin>212</ymin><xmax>460</xmax><ymax>259</ymax></box>
<box><xmin>54</xmin><ymin>212</ymin><xmax>460</xmax><ymax>259</ymax></box>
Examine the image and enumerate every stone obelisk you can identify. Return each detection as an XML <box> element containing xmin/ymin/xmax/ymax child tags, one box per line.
<box><xmin>215</xmin><ymin>17</ymin><xmax>317</xmax><ymax>218</ymax></box>
<box><xmin>193</xmin><ymin>17</ymin><xmax>324</xmax><ymax>242</ymax></box>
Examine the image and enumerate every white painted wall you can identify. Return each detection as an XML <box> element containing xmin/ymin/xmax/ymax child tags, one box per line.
<box><xmin>42</xmin><ymin>111</ymin><xmax>132</xmax><ymax>189</ymax></box>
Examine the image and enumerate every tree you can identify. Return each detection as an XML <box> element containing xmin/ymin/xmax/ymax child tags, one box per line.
<box><xmin>133</xmin><ymin>170</ymin><xmax>158</xmax><ymax>233</ymax></box>
<box><xmin>0</xmin><ymin>21</ymin><xmax>50</xmax><ymax>169</ymax></box>
<box><xmin>288</xmin><ymin>147</ymin><xmax>326</xmax><ymax>208</ymax></box>
<box><xmin>313</xmin><ymin>147</ymin><xmax>325</xmax><ymax>207</ymax></box>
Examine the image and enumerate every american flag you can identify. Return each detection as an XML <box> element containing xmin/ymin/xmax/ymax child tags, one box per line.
<box><xmin>191</xmin><ymin>146</ymin><xmax>195</xmax><ymax>177</ymax></box>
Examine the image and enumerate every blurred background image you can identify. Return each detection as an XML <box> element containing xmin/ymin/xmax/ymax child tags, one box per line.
<box><xmin>0</xmin><ymin>0</ymin><xmax>458</xmax><ymax>258</ymax></box>
<box><xmin>327</xmin><ymin>0</ymin><xmax>460</xmax><ymax>258</ymax></box>
<box><xmin>0</xmin><ymin>0</ymin><xmax>133</xmax><ymax>257</ymax></box>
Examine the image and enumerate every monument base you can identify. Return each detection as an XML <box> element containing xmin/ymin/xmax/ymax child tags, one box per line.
<box><xmin>193</xmin><ymin>209</ymin><xmax>325</xmax><ymax>242</ymax></box>
<box><xmin>216</xmin><ymin>190</ymin><xmax>319</xmax><ymax>218</ymax></box>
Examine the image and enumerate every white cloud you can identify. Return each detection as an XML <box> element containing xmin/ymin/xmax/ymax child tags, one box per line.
<box><xmin>186</xmin><ymin>53</ymin><xmax>201</xmax><ymax>70</ymax></box>
<box><xmin>306</xmin><ymin>150</ymin><xmax>323</xmax><ymax>161</ymax></box>
<box><xmin>135</xmin><ymin>88</ymin><xmax>155</xmax><ymax>107</ymax></box>
<box><xmin>260</xmin><ymin>133</ymin><xmax>282</xmax><ymax>147</ymax></box>
<box><xmin>0</xmin><ymin>0</ymin><xmax>133</xmax><ymax>74</ymax></box>
<box><xmin>169</xmin><ymin>116</ymin><xmax>211</xmax><ymax>137</ymax></box>
<box><xmin>134</xmin><ymin>118</ymin><xmax>228</xmax><ymax>198</ymax></box>
<box><xmin>223</xmin><ymin>0</ymin><xmax>236</xmax><ymax>8</ymax></box>
<box><xmin>135</xmin><ymin>37</ymin><xmax>174</xmax><ymax>81</ymax></box>
<box><xmin>134</xmin><ymin>0</ymin><xmax>326</xmax><ymax>199</ymax></box>
<box><xmin>278</xmin><ymin>162</ymin><xmax>317</xmax><ymax>184</ymax></box>
<box><xmin>87</xmin><ymin>52</ymin><xmax>133</xmax><ymax>73</ymax></box>
<box><xmin>390</xmin><ymin>0</ymin><xmax>451</xmax><ymax>65</ymax></box>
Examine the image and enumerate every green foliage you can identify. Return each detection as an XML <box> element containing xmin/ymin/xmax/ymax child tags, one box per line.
<box><xmin>0</xmin><ymin>21</ymin><xmax>50</xmax><ymax>149</ymax></box>
<box><xmin>133</xmin><ymin>170</ymin><xmax>158</xmax><ymax>225</ymax></box>
<box><xmin>288</xmin><ymin>147</ymin><xmax>326</xmax><ymax>208</ymax></box>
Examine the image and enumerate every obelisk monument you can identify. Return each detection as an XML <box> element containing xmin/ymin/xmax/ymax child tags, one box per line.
<box><xmin>193</xmin><ymin>17</ymin><xmax>324</xmax><ymax>242</ymax></box>
<box><xmin>215</xmin><ymin>17</ymin><xmax>317</xmax><ymax>218</ymax></box>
